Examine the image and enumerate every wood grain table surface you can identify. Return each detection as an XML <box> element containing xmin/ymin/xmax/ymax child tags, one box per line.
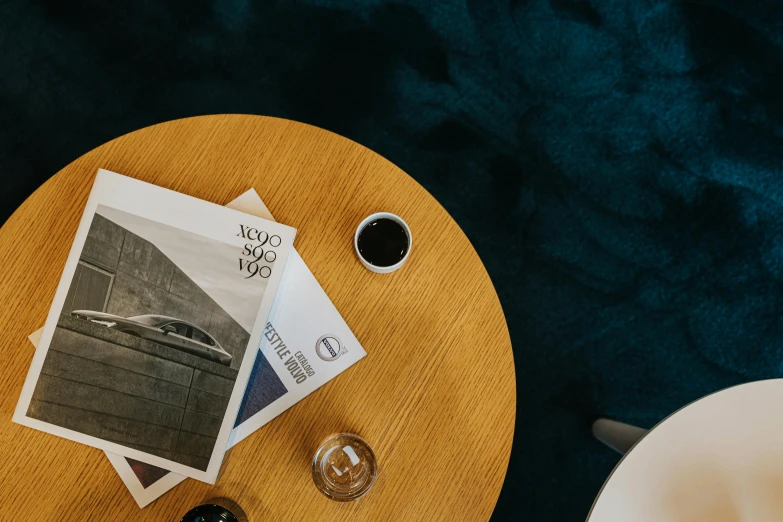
<box><xmin>0</xmin><ymin>115</ymin><xmax>516</xmax><ymax>521</ymax></box>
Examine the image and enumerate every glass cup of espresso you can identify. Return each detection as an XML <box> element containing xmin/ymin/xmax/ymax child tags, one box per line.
<box><xmin>180</xmin><ymin>499</ymin><xmax>247</xmax><ymax>522</ymax></box>
<box><xmin>354</xmin><ymin>212</ymin><xmax>412</xmax><ymax>274</ymax></box>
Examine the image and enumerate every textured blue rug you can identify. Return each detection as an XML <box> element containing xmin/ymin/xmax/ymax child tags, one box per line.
<box><xmin>3</xmin><ymin>1</ymin><xmax>783</xmax><ymax>519</ymax></box>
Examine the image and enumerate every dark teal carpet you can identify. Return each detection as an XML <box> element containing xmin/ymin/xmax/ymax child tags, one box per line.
<box><xmin>3</xmin><ymin>1</ymin><xmax>783</xmax><ymax>519</ymax></box>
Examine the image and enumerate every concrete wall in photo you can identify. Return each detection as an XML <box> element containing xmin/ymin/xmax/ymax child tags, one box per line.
<box><xmin>66</xmin><ymin>213</ymin><xmax>250</xmax><ymax>369</ymax></box>
<box><xmin>28</xmin><ymin>315</ymin><xmax>239</xmax><ymax>471</ymax></box>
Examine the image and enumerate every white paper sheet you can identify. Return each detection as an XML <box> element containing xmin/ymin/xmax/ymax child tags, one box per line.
<box><xmin>14</xmin><ymin>170</ymin><xmax>296</xmax><ymax>483</ymax></box>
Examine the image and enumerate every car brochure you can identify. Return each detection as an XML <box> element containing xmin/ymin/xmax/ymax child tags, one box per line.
<box><xmin>14</xmin><ymin>170</ymin><xmax>296</xmax><ymax>484</ymax></box>
<box><xmin>27</xmin><ymin>188</ymin><xmax>367</xmax><ymax>507</ymax></box>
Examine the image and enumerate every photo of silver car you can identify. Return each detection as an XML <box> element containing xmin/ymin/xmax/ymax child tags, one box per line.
<box><xmin>71</xmin><ymin>310</ymin><xmax>233</xmax><ymax>366</ymax></box>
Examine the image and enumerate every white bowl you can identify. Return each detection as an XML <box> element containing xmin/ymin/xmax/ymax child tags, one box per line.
<box><xmin>354</xmin><ymin>212</ymin><xmax>412</xmax><ymax>274</ymax></box>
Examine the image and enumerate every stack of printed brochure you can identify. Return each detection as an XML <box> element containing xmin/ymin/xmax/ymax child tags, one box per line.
<box><xmin>13</xmin><ymin>170</ymin><xmax>366</xmax><ymax>507</ymax></box>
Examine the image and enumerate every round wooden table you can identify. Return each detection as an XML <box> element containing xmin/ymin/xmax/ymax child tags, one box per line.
<box><xmin>0</xmin><ymin>115</ymin><xmax>516</xmax><ymax>521</ymax></box>
<box><xmin>588</xmin><ymin>380</ymin><xmax>783</xmax><ymax>522</ymax></box>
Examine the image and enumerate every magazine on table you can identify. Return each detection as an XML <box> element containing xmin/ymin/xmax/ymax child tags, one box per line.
<box><xmin>14</xmin><ymin>170</ymin><xmax>296</xmax><ymax>484</ymax></box>
<box><xmin>27</xmin><ymin>188</ymin><xmax>367</xmax><ymax>507</ymax></box>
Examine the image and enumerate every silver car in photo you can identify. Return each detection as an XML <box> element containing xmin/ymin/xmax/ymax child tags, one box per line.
<box><xmin>71</xmin><ymin>310</ymin><xmax>232</xmax><ymax>366</ymax></box>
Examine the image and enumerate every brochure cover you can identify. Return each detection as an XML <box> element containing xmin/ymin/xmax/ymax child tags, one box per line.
<box><xmin>14</xmin><ymin>170</ymin><xmax>296</xmax><ymax>483</ymax></box>
<box><xmin>27</xmin><ymin>188</ymin><xmax>367</xmax><ymax>507</ymax></box>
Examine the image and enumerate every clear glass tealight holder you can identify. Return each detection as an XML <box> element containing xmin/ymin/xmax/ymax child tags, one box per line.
<box><xmin>312</xmin><ymin>433</ymin><xmax>378</xmax><ymax>501</ymax></box>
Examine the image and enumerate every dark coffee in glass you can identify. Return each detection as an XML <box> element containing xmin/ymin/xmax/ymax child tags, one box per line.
<box><xmin>357</xmin><ymin>218</ymin><xmax>410</xmax><ymax>267</ymax></box>
<box><xmin>180</xmin><ymin>503</ymin><xmax>243</xmax><ymax>522</ymax></box>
